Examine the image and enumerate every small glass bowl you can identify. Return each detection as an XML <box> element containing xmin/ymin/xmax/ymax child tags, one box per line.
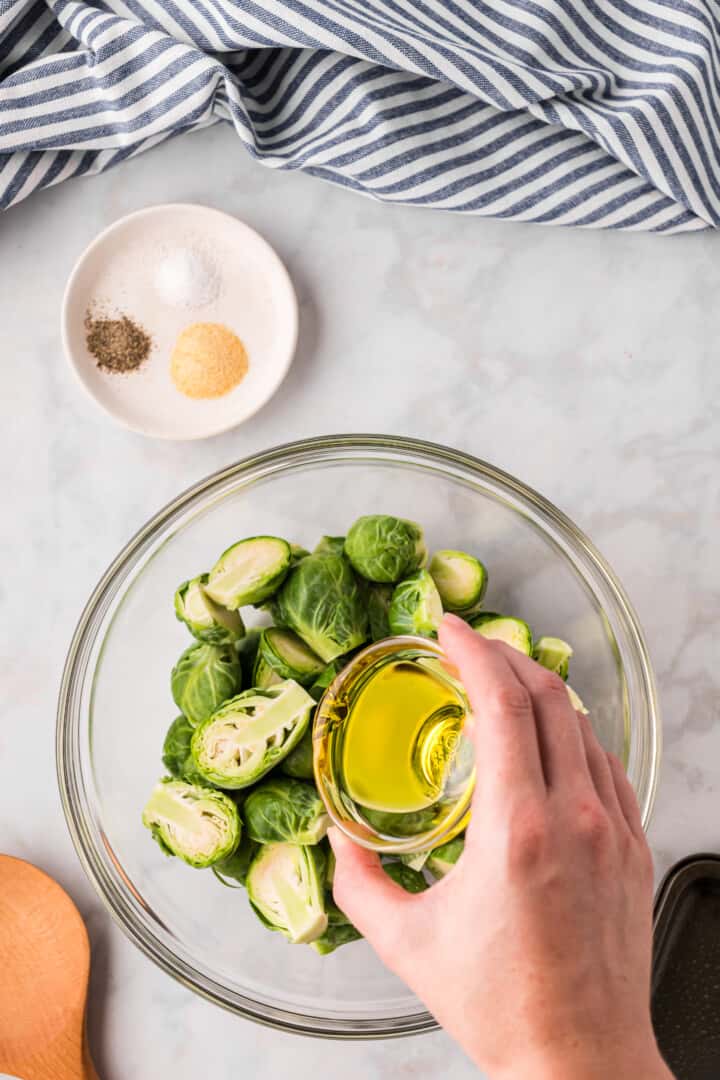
<box><xmin>314</xmin><ymin>636</ymin><xmax>475</xmax><ymax>854</ymax></box>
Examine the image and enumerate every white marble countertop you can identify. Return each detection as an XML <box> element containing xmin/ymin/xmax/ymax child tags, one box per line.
<box><xmin>2</xmin><ymin>121</ymin><xmax>718</xmax><ymax>1080</ymax></box>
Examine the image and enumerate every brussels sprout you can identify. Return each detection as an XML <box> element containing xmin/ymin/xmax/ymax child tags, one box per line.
<box><xmin>314</xmin><ymin>536</ymin><xmax>346</xmax><ymax>557</ymax></box>
<box><xmin>363</xmin><ymin>805</ymin><xmax>437</xmax><ymax>838</ymax></box>
<box><xmin>311</xmin><ymin>899</ymin><xmax>362</xmax><ymax>955</ymax></box>
<box><xmin>256</xmin><ymin>627</ymin><xmax>325</xmax><ymax>685</ymax></box>
<box><xmin>308</xmin><ymin>658</ymin><xmax>346</xmax><ymax>701</ymax></box>
<box><xmin>277</xmin><ymin>553</ymin><xmax>368</xmax><ymax>663</ymax></box>
<box><xmin>471</xmin><ymin>614</ymin><xmax>533</xmax><ymax>655</ymax></box>
<box><xmin>213</xmin><ymin>834</ymin><xmax>260</xmax><ymax>888</ymax></box>
<box><xmin>174</xmin><ymin>575</ymin><xmax>245</xmax><ymax>644</ymax></box>
<box><xmin>191</xmin><ymin>680</ymin><xmax>315</xmax><ymax>789</ymax></box>
<box><xmin>426</xmin><ymin>835</ymin><xmax>465</xmax><ymax>879</ymax></box>
<box><xmin>244</xmin><ymin>777</ymin><xmax>329</xmax><ymax>845</ymax></box>
<box><xmin>290</xmin><ymin>544</ymin><xmax>310</xmax><ymax>565</ymax></box>
<box><xmin>367</xmin><ymin>582</ymin><xmax>393</xmax><ymax>642</ymax></box>
<box><xmin>428</xmin><ymin>550</ymin><xmax>487</xmax><ymax>613</ymax></box>
<box><xmin>398</xmin><ymin>849</ymin><xmax>431</xmax><ymax>872</ymax></box>
<box><xmin>345</xmin><ymin>515</ymin><xmax>427</xmax><ymax>583</ymax></box>
<box><xmin>205</xmin><ymin>537</ymin><xmax>292</xmax><ymax>609</ymax></box>
<box><xmin>388</xmin><ymin>571</ymin><xmax>443</xmax><ymax>638</ymax></box>
<box><xmin>324</xmin><ymin>844</ymin><xmax>336</xmax><ymax>887</ymax></box>
<box><xmin>533</xmin><ymin>636</ymin><xmax>573</xmax><ymax>681</ymax></box>
<box><xmin>382</xmin><ymin>861</ymin><xmax>428</xmax><ymax>893</ymax></box>
<box><xmin>252</xmin><ymin>652</ymin><xmax>285</xmax><ymax>690</ymax></box>
<box><xmin>246</xmin><ymin>842</ymin><xmax>328</xmax><ymax>944</ymax></box>
<box><xmin>566</xmin><ymin>685</ymin><xmax>589</xmax><ymax>714</ymax></box>
<box><xmin>142</xmin><ymin>779</ymin><xmax>241</xmax><ymax>868</ymax></box>
<box><xmin>162</xmin><ymin>715</ymin><xmax>205</xmax><ymax>783</ymax></box>
<box><xmin>279</xmin><ymin>727</ymin><xmax>315</xmax><ymax>779</ymax></box>
<box><xmin>171</xmin><ymin>642</ymin><xmax>241</xmax><ymax>727</ymax></box>
<box><xmin>235</xmin><ymin>628</ymin><xmax>261</xmax><ymax>685</ymax></box>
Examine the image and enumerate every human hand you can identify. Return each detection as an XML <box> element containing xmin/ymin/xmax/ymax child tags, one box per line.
<box><xmin>330</xmin><ymin>614</ymin><xmax>671</xmax><ymax>1080</ymax></box>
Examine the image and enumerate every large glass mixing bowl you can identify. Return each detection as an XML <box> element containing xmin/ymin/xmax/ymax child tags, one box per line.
<box><xmin>57</xmin><ymin>435</ymin><xmax>660</xmax><ymax>1038</ymax></box>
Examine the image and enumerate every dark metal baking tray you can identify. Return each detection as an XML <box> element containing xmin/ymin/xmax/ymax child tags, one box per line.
<box><xmin>652</xmin><ymin>854</ymin><xmax>720</xmax><ymax>1080</ymax></box>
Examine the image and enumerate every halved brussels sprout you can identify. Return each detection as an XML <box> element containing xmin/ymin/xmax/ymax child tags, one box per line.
<box><xmin>171</xmin><ymin>642</ymin><xmax>241</xmax><ymax>727</ymax></box>
<box><xmin>314</xmin><ymin>536</ymin><xmax>346</xmax><ymax>557</ymax></box>
<box><xmin>388</xmin><ymin>570</ymin><xmax>443</xmax><ymax>638</ymax></box>
<box><xmin>279</xmin><ymin>727</ymin><xmax>315</xmax><ymax>779</ymax></box>
<box><xmin>142</xmin><ymin>779</ymin><xmax>241</xmax><ymax>868</ymax></box>
<box><xmin>213</xmin><ymin>834</ymin><xmax>260</xmax><ymax>888</ymax></box>
<box><xmin>256</xmin><ymin>627</ymin><xmax>325</xmax><ymax>685</ymax></box>
<box><xmin>162</xmin><ymin>715</ymin><xmax>205</xmax><ymax>784</ymax></box>
<box><xmin>174</xmin><ymin>575</ymin><xmax>245</xmax><ymax>644</ymax></box>
<box><xmin>277</xmin><ymin>553</ymin><xmax>368</xmax><ymax>662</ymax></box>
<box><xmin>566</xmin><ymin>685</ymin><xmax>589</xmax><ymax>714</ymax></box>
<box><xmin>311</xmin><ymin>899</ymin><xmax>362</xmax><ymax>955</ymax></box>
<box><xmin>244</xmin><ymin>777</ymin><xmax>328</xmax><ymax>845</ymax></box>
<box><xmin>252</xmin><ymin>652</ymin><xmax>285</xmax><ymax>690</ymax></box>
<box><xmin>191</xmin><ymin>679</ymin><xmax>315</xmax><ymax>789</ymax></box>
<box><xmin>533</xmin><ymin>636</ymin><xmax>573</xmax><ymax>681</ymax></box>
<box><xmin>246</xmin><ymin>843</ymin><xmax>328</xmax><ymax>944</ymax></box>
<box><xmin>428</xmin><ymin>550</ymin><xmax>488</xmax><ymax>613</ymax></box>
<box><xmin>205</xmin><ymin>537</ymin><xmax>292</xmax><ymax>609</ymax></box>
<box><xmin>382</xmin><ymin>861</ymin><xmax>428</xmax><ymax>893</ymax></box>
<box><xmin>345</xmin><ymin>515</ymin><xmax>427</xmax><ymax>583</ymax></box>
<box><xmin>398</xmin><ymin>848</ymin><xmax>432</xmax><ymax>872</ymax></box>
<box><xmin>426</xmin><ymin>835</ymin><xmax>465</xmax><ymax>879</ymax></box>
<box><xmin>367</xmin><ymin>582</ymin><xmax>393</xmax><ymax>642</ymax></box>
<box><xmin>471</xmin><ymin>614</ymin><xmax>533</xmax><ymax>655</ymax></box>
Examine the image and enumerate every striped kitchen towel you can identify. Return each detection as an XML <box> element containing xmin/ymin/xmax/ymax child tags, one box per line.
<box><xmin>1</xmin><ymin>0</ymin><xmax>719</xmax><ymax>231</ymax></box>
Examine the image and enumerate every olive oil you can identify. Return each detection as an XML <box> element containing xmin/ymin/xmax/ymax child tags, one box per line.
<box><xmin>342</xmin><ymin>660</ymin><xmax>464</xmax><ymax>813</ymax></box>
<box><xmin>314</xmin><ymin>636</ymin><xmax>475</xmax><ymax>853</ymax></box>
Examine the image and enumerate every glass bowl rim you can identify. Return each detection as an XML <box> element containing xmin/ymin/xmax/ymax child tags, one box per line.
<box><xmin>56</xmin><ymin>433</ymin><xmax>661</xmax><ymax>1039</ymax></box>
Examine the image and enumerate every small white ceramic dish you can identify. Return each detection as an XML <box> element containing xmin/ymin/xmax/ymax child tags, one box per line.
<box><xmin>61</xmin><ymin>204</ymin><xmax>298</xmax><ymax>440</ymax></box>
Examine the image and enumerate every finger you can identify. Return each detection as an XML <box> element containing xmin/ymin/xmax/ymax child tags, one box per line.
<box><xmin>494</xmin><ymin>643</ymin><xmax>589</xmax><ymax>790</ymax></box>
<box><xmin>577</xmin><ymin>713</ymin><xmax>623</xmax><ymax>816</ymax></box>
<box><xmin>606</xmin><ymin>753</ymin><xmax>645</xmax><ymax>839</ymax></box>
<box><xmin>329</xmin><ymin>828</ymin><xmax>414</xmax><ymax>950</ymax></box>
<box><xmin>439</xmin><ymin>615</ymin><xmax>546</xmax><ymax>801</ymax></box>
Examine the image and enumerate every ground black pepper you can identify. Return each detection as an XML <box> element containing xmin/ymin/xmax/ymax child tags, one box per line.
<box><xmin>84</xmin><ymin>310</ymin><xmax>152</xmax><ymax>374</ymax></box>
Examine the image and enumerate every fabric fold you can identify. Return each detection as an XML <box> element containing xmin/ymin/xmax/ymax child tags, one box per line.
<box><xmin>0</xmin><ymin>0</ymin><xmax>717</xmax><ymax>230</ymax></box>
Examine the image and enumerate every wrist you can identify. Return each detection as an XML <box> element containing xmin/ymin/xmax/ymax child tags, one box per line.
<box><xmin>495</xmin><ymin>1040</ymin><xmax>672</xmax><ymax>1080</ymax></box>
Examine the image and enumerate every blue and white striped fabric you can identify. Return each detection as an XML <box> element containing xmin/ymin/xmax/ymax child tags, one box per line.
<box><xmin>1</xmin><ymin>0</ymin><xmax>719</xmax><ymax>231</ymax></box>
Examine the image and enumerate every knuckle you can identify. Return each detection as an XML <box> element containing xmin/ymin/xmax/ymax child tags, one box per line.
<box><xmin>573</xmin><ymin>797</ymin><xmax>611</xmax><ymax>851</ymax></box>
<box><xmin>507</xmin><ymin>801</ymin><xmax>548</xmax><ymax>874</ymax></box>
<box><xmin>536</xmin><ymin>670</ymin><xmax>568</xmax><ymax>700</ymax></box>
<box><xmin>493</xmin><ymin>683</ymin><xmax>532</xmax><ymax>718</ymax></box>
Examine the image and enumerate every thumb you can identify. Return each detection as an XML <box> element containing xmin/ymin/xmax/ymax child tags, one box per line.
<box><xmin>329</xmin><ymin>828</ymin><xmax>413</xmax><ymax>951</ymax></box>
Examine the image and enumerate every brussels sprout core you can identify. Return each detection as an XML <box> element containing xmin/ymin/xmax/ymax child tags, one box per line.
<box><xmin>247</xmin><ymin>843</ymin><xmax>328</xmax><ymax>944</ymax></box>
<box><xmin>191</xmin><ymin>680</ymin><xmax>315</xmax><ymax>788</ymax></box>
<box><xmin>142</xmin><ymin>780</ymin><xmax>241</xmax><ymax>868</ymax></box>
<box><xmin>205</xmin><ymin>536</ymin><xmax>292</xmax><ymax>608</ymax></box>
